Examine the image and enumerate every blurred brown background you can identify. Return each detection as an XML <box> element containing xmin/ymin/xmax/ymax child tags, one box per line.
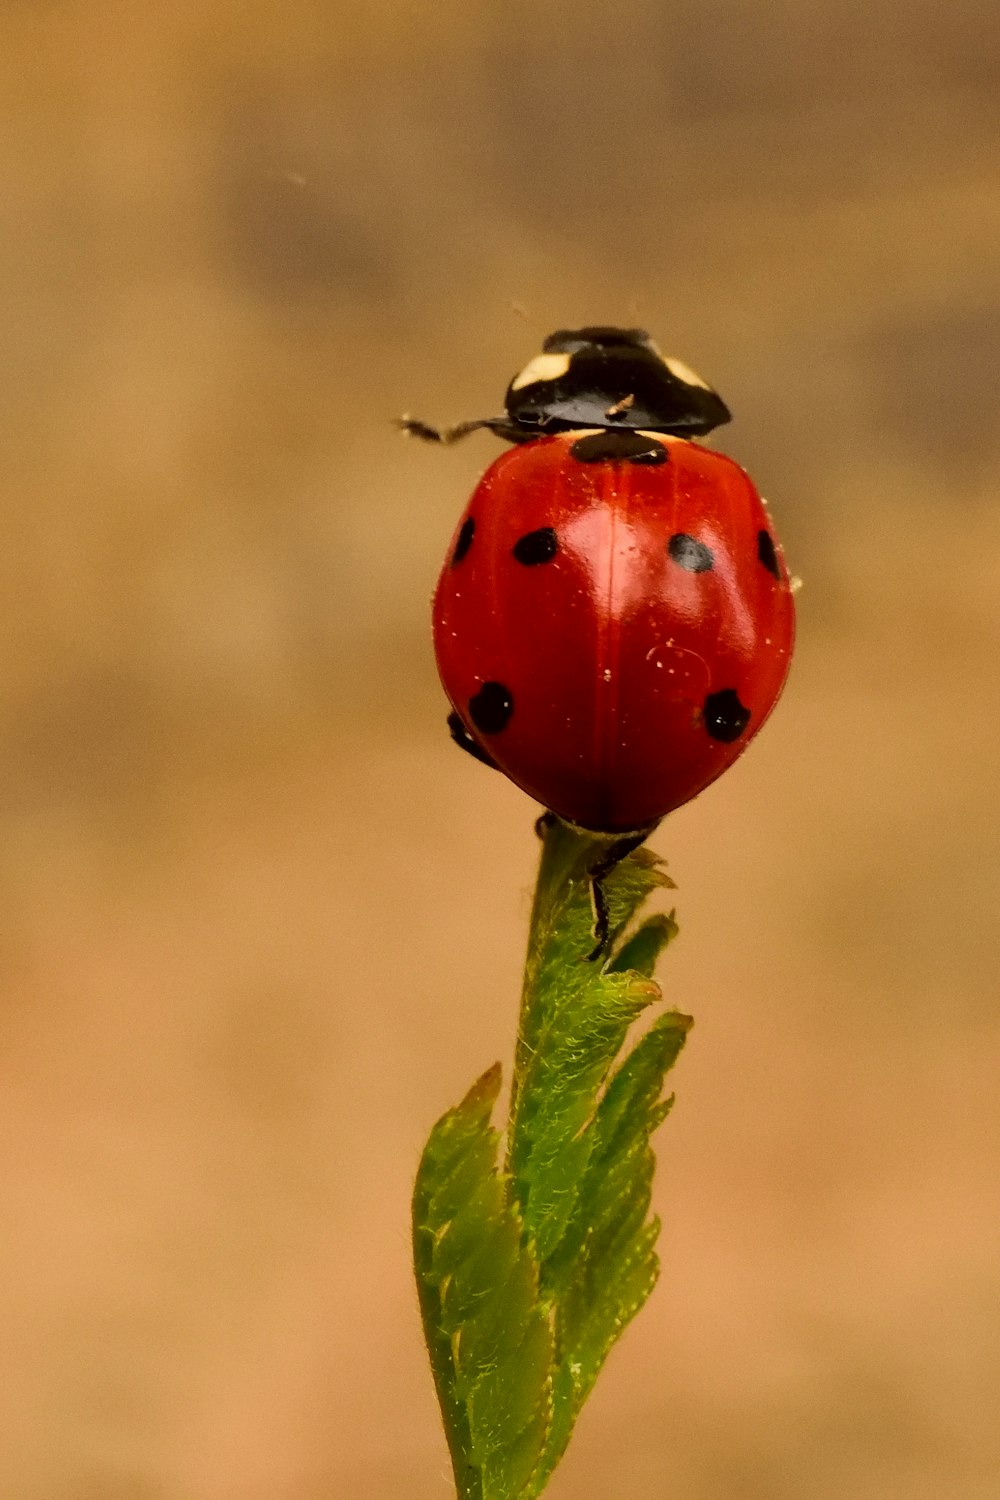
<box><xmin>1</xmin><ymin>2</ymin><xmax>998</xmax><ymax>1496</ymax></box>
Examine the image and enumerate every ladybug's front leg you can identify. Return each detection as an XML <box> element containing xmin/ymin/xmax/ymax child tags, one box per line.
<box><xmin>447</xmin><ymin>712</ymin><xmax>500</xmax><ymax>770</ymax></box>
<box><xmin>586</xmin><ymin>828</ymin><xmax>657</xmax><ymax>962</ymax></box>
<box><xmin>397</xmin><ymin>415</ymin><xmax>520</xmax><ymax>444</ymax></box>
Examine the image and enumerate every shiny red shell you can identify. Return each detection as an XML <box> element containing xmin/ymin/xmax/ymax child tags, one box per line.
<box><xmin>433</xmin><ymin>432</ymin><xmax>795</xmax><ymax>833</ymax></box>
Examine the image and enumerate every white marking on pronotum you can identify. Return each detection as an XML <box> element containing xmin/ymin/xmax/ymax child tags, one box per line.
<box><xmin>510</xmin><ymin>352</ymin><xmax>572</xmax><ymax>390</ymax></box>
<box><xmin>663</xmin><ymin>356</ymin><xmax>711</xmax><ymax>390</ymax></box>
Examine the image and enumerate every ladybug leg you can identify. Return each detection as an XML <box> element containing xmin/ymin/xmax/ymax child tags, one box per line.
<box><xmin>447</xmin><ymin>711</ymin><xmax>500</xmax><ymax>770</ymax></box>
<box><xmin>397</xmin><ymin>415</ymin><xmax>524</xmax><ymax>444</ymax></box>
<box><xmin>534</xmin><ymin>811</ymin><xmax>557</xmax><ymax>840</ymax></box>
<box><xmin>397</xmin><ymin>415</ymin><xmax>451</xmax><ymax>443</ymax></box>
<box><xmin>585</xmin><ymin>828</ymin><xmax>656</xmax><ymax>962</ymax></box>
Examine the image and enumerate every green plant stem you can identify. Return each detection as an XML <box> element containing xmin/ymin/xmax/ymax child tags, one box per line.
<box><xmin>506</xmin><ymin>818</ymin><xmax>593</xmax><ymax>1172</ymax></box>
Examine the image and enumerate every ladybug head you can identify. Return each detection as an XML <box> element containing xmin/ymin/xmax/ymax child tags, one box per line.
<box><xmin>505</xmin><ymin>326</ymin><xmax>731</xmax><ymax>438</ymax></box>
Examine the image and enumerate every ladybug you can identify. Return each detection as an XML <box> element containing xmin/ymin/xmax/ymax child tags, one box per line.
<box><xmin>403</xmin><ymin>327</ymin><xmax>795</xmax><ymax>952</ymax></box>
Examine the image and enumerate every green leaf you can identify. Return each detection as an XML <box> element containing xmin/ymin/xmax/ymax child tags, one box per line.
<box><xmin>414</xmin><ymin>815</ymin><xmax>691</xmax><ymax>1499</ymax></box>
<box><xmin>412</xmin><ymin>1065</ymin><xmax>554</xmax><ymax>1500</ymax></box>
<box><xmin>533</xmin><ymin>1010</ymin><xmax>691</xmax><ymax>1484</ymax></box>
<box><xmin>504</xmin><ymin>819</ymin><xmax>690</xmax><ymax>1495</ymax></box>
<box><xmin>607</xmin><ymin>911</ymin><xmax>679</xmax><ymax>978</ymax></box>
<box><xmin>507</xmin><ymin>827</ymin><xmax>674</xmax><ymax>1263</ymax></box>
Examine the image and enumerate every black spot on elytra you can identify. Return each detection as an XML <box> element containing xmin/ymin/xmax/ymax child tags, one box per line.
<box><xmin>512</xmin><ymin>526</ymin><xmax>558</xmax><ymax>565</ymax></box>
<box><xmin>469</xmin><ymin>681</ymin><xmax>514</xmax><ymax>735</ymax></box>
<box><xmin>570</xmin><ymin>430</ymin><xmax>668</xmax><ymax>464</ymax></box>
<box><xmin>668</xmin><ymin>533</ymin><xmax>714</xmax><ymax>572</ymax></box>
<box><xmin>757</xmin><ymin>529</ymin><xmax>781</xmax><ymax>578</ymax></box>
<box><xmin>452</xmin><ymin>516</ymin><xmax>475</xmax><ymax>565</ymax></box>
<box><xmin>703</xmin><ymin>688</ymin><xmax>751</xmax><ymax>743</ymax></box>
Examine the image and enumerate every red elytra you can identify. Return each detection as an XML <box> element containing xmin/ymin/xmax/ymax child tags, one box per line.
<box><xmin>433</xmin><ymin>431</ymin><xmax>795</xmax><ymax>834</ymax></box>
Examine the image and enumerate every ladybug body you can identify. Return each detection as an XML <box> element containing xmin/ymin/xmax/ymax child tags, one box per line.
<box><xmin>434</xmin><ymin>430</ymin><xmax>793</xmax><ymax>833</ymax></box>
<box><xmin>409</xmin><ymin>326</ymin><xmax>796</xmax><ymax>840</ymax></box>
